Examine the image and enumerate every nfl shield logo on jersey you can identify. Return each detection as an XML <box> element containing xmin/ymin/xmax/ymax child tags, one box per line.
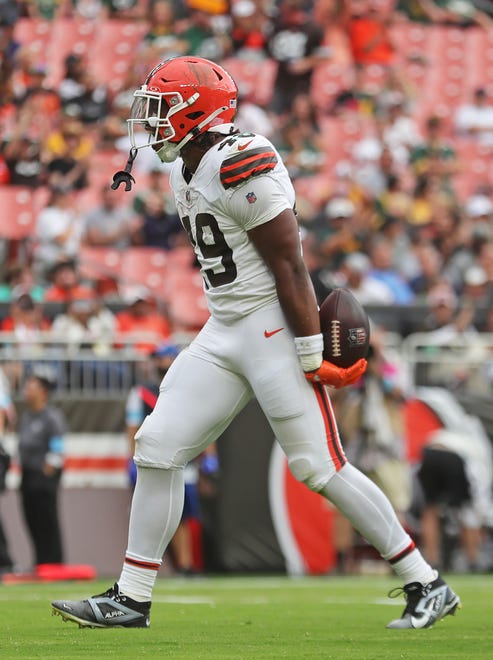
<box><xmin>246</xmin><ymin>191</ymin><xmax>257</xmax><ymax>204</ymax></box>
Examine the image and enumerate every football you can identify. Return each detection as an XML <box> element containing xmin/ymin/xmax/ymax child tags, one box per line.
<box><xmin>320</xmin><ymin>288</ymin><xmax>370</xmax><ymax>368</ymax></box>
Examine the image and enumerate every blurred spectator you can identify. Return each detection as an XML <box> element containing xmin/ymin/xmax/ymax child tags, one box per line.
<box><xmin>343</xmin><ymin>0</ymin><xmax>397</xmax><ymax>71</ymax></box>
<box><xmin>18</xmin><ymin>365</ymin><xmax>66</xmax><ymax>567</ymax></box>
<box><xmin>381</xmin><ymin>95</ymin><xmax>423</xmax><ymax>165</ymax></box>
<box><xmin>178</xmin><ymin>9</ymin><xmax>231</xmax><ymax>60</ymax></box>
<box><xmin>0</xmin><ymin>3</ymin><xmax>20</xmax><ymax>65</ymax></box>
<box><xmin>115</xmin><ymin>286</ymin><xmax>172</xmax><ymax>354</ymax></box>
<box><xmin>417</xmin><ymin>395</ymin><xmax>493</xmax><ymax>571</ymax></box>
<box><xmin>32</xmin><ymin>187</ymin><xmax>85</xmax><ymax>279</ymax></box>
<box><xmin>42</xmin><ymin>119</ymin><xmax>93</xmax><ymax>191</ymax></box>
<box><xmin>0</xmin><ymin>262</ymin><xmax>45</xmax><ymax>303</ymax></box>
<box><xmin>408</xmin><ymin>241</ymin><xmax>444</xmax><ymax>300</ymax></box>
<box><xmin>475</xmin><ymin>239</ymin><xmax>493</xmax><ymax>286</ymax></box>
<box><xmin>0</xmin><ymin>292</ymin><xmax>50</xmax><ymax>388</ymax></box>
<box><xmin>2</xmin><ymin>134</ymin><xmax>43</xmax><ymax>187</ymax></box>
<box><xmin>57</xmin><ymin>54</ymin><xmax>89</xmax><ymax>106</ymax></box>
<box><xmin>64</xmin><ymin>0</ymin><xmax>107</xmax><ymax>19</ymax></box>
<box><xmin>311</xmin><ymin>196</ymin><xmax>363</xmax><ymax>269</ymax></box>
<box><xmin>460</xmin><ymin>264</ymin><xmax>490</xmax><ymax>310</ymax></box>
<box><xmin>139</xmin><ymin>0</ymin><xmax>187</xmax><ymax>66</ymax></box>
<box><xmin>276</xmin><ymin>116</ymin><xmax>325</xmax><ymax>180</ymax></box>
<box><xmin>376</xmin><ymin>173</ymin><xmax>412</xmax><ymax>222</ymax></box>
<box><xmin>83</xmin><ymin>185</ymin><xmax>140</xmax><ymax>249</ymax></box>
<box><xmin>9</xmin><ymin>61</ymin><xmax>61</xmax><ymax>142</ymax></box>
<box><xmin>62</xmin><ymin>70</ymin><xmax>109</xmax><ymax>125</ymax></box>
<box><xmin>409</xmin><ymin>115</ymin><xmax>459</xmax><ymax>196</ymax></box>
<box><xmin>43</xmin><ymin>259</ymin><xmax>94</xmax><ymax>303</ymax></box>
<box><xmin>101</xmin><ymin>0</ymin><xmax>148</xmax><ymax>20</ymax></box>
<box><xmin>132</xmin><ymin>168</ymin><xmax>177</xmax><ymax>215</ymax></box>
<box><xmin>49</xmin><ymin>295</ymin><xmax>116</xmax><ymax>355</ymax></box>
<box><xmin>455</xmin><ymin>87</ymin><xmax>493</xmax><ymax>147</ymax></box>
<box><xmin>0</xmin><ymin>292</ymin><xmax>51</xmax><ymax>339</ymax></box>
<box><xmin>367</xmin><ymin>235</ymin><xmax>415</xmax><ymax>304</ymax></box>
<box><xmin>0</xmin><ymin>364</ymin><xmax>14</xmax><ymax>574</ymax></box>
<box><xmin>133</xmin><ymin>190</ymin><xmax>184</xmax><ymax>250</ymax></box>
<box><xmin>24</xmin><ymin>0</ymin><xmax>66</xmax><ymax>19</ymax></box>
<box><xmin>234</xmin><ymin>86</ymin><xmax>275</xmax><ymax>138</ymax></box>
<box><xmin>465</xmin><ymin>192</ymin><xmax>493</xmax><ymax>236</ymax></box>
<box><xmin>338</xmin><ymin>251</ymin><xmax>395</xmax><ymax>305</ymax></box>
<box><xmin>231</xmin><ymin>0</ymin><xmax>270</xmax><ymax>59</ymax></box>
<box><xmin>267</xmin><ymin>1</ymin><xmax>330</xmax><ymax>117</ymax></box>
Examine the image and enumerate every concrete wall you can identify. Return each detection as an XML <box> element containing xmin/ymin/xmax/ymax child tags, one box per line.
<box><xmin>1</xmin><ymin>488</ymin><xmax>133</xmax><ymax>577</ymax></box>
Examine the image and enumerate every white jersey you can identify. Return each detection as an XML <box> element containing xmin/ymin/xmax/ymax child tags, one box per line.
<box><xmin>169</xmin><ymin>132</ymin><xmax>295</xmax><ymax>324</ymax></box>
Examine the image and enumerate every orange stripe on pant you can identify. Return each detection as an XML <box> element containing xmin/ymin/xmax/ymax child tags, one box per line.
<box><xmin>313</xmin><ymin>383</ymin><xmax>346</xmax><ymax>472</ymax></box>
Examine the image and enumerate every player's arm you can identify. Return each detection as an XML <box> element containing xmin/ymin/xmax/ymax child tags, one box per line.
<box><xmin>248</xmin><ymin>208</ymin><xmax>320</xmax><ymax>338</ymax></box>
<box><xmin>248</xmin><ymin>210</ymin><xmax>365</xmax><ymax>388</ymax></box>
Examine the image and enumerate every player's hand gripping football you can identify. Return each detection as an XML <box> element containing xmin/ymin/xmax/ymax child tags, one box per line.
<box><xmin>305</xmin><ymin>358</ymin><xmax>367</xmax><ymax>389</ymax></box>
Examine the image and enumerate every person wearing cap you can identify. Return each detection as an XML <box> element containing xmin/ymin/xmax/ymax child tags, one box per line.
<box><xmin>17</xmin><ymin>366</ymin><xmax>66</xmax><ymax>567</ymax></box>
<box><xmin>125</xmin><ymin>343</ymin><xmax>201</xmax><ymax>575</ymax></box>
<box><xmin>115</xmin><ymin>287</ymin><xmax>171</xmax><ymax>354</ymax></box>
<box><xmin>313</xmin><ymin>197</ymin><xmax>363</xmax><ymax>271</ymax></box>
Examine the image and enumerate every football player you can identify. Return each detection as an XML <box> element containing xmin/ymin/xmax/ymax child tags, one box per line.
<box><xmin>52</xmin><ymin>56</ymin><xmax>459</xmax><ymax>630</ymax></box>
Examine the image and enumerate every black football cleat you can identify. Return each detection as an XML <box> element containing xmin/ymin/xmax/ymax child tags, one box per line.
<box><xmin>51</xmin><ymin>583</ymin><xmax>150</xmax><ymax>628</ymax></box>
<box><xmin>386</xmin><ymin>574</ymin><xmax>460</xmax><ymax>629</ymax></box>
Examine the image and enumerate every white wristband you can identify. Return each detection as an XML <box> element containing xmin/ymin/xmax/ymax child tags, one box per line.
<box><xmin>294</xmin><ymin>334</ymin><xmax>324</xmax><ymax>372</ymax></box>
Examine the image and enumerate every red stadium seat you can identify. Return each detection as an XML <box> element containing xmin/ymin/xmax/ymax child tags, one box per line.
<box><xmin>121</xmin><ymin>248</ymin><xmax>169</xmax><ymax>301</ymax></box>
<box><xmin>44</xmin><ymin>19</ymin><xmax>97</xmax><ymax>87</ymax></box>
<box><xmin>13</xmin><ymin>18</ymin><xmax>51</xmax><ymax>57</ymax></box>
<box><xmin>89</xmin><ymin>20</ymin><xmax>149</xmax><ymax>92</ymax></box>
<box><xmin>0</xmin><ymin>186</ymin><xmax>36</xmax><ymax>239</ymax></box>
<box><xmin>78</xmin><ymin>246</ymin><xmax>123</xmax><ymax>283</ymax></box>
<box><xmin>220</xmin><ymin>57</ymin><xmax>278</xmax><ymax>107</ymax></box>
<box><xmin>165</xmin><ymin>270</ymin><xmax>209</xmax><ymax>331</ymax></box>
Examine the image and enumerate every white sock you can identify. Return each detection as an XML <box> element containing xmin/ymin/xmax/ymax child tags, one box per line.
<box><xmin>392</xmin><ymin>553</ymin><xmax>437</xmax><ymax>587</ymax></box>
<box><xmin>119</xmin><ymin>554</ymin><xmax>160</xmax><ymax>602</ymax></box>
<box><xmin>118</xmin><ymin>466</ymin><xmax>185</xmax><ymax>601</ymax></box>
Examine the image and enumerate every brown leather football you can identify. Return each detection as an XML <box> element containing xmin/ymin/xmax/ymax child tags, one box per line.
<box><xmin>320</xmin><ymin>288</ymin><xmax>370</xmax><ymax>368</ymax></box>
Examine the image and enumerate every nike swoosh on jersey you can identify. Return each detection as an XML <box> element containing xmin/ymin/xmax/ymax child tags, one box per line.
<box><xmin>237</xmin><ymin>139</ymin><xmax>254</xmax><ymax>151</ymax></box>
<box><xmin>220</xmin><ymin>147</ymin><xmax>278</xmax><ymax>189</ymax></box>
<box><xmin>264</xmin><ymin>327</ymin><xmax>284</xmax><ymax>338</ymax></box>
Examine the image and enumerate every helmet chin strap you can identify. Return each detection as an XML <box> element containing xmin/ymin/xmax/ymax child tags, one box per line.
<box><xmin>157</xmin><ymin>105</ymin><xmax>230</xmax><ymax>162</ymax></box>
<box><xmin>112</xmin><ymin>105</ymin><xmax>229</xmax><ymax>189</ymax></box>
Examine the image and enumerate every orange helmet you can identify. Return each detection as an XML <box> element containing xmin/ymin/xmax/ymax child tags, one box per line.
<box><xmin>128</xmin><ymin>56</ymin><xmax>238</xmax><ymax>163</ymax></box>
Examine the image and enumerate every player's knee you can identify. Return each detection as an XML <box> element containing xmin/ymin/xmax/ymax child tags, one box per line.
<box><xmin>288</xmin><ymin>456</ymin><xmax>331</xmax><ymax>492</ymax></box>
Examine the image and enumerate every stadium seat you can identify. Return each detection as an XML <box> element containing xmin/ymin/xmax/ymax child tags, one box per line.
<box><xmin>44</xmin><ymin>19</ymin><xmax>97</xmax><ymax>87</ymax></box>
<box><xmin>121</xmin><ymin>247</ymin><xmax>169</xmax><ymax>301</ymax></box>
<box><xmin>0</xmin><ymin>186</ymin><xmax>36</xmax><ymax>240</ymax></box>
<box><xmin>13</xmin><ymin>18</ymin><xmax>51</xmax><ymax>58</ymax></box>
<box><xmin>78</xmin><ymin>246</ymin><xmax>123</xmax><ymax>283</ymax></box>
<box><xmin>89</xmin><ymin>20</ymin><xmax>149</xmax><ymax>92</ymax></box>
<box><xmin>165</xmin><ymin>270</ymin><xmax>209</xmax><ymax>331</ymax></box>
<box><xmin>220</xmin><ymin>57</ymin><xmax>278</xmax><ymax>107</ymax></box>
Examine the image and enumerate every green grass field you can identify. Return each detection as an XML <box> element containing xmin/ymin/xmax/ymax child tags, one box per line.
<box><xmin>0</xmin><ymin>574</ymin><xmax>491</xmax><ymax>659</ymax></box>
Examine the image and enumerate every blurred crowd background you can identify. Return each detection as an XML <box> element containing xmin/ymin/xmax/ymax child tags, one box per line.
<box><xmin>2</xmin><ymin>0</ymin><xmax>493</xmax><ymax>351</ymax></box>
